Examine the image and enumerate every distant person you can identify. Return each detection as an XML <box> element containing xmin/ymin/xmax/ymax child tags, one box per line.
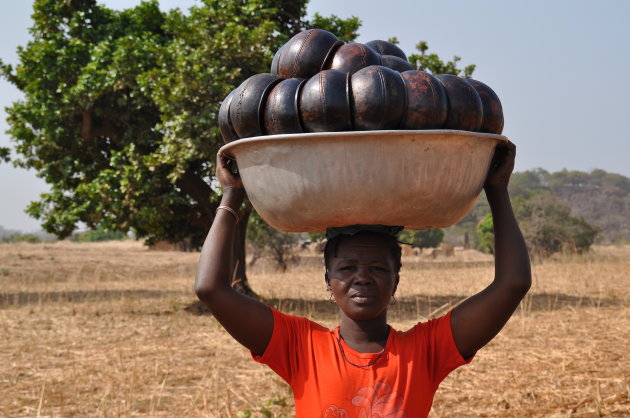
<box><xmin>195</xmin><ymin>141</ymin><xmax>531</xmax><ymax>417</ymax></box>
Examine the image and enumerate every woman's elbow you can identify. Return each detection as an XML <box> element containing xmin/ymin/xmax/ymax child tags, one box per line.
<box><xmin>194</xmin><ymin>273</ymin><xmax>218</xmax><ymax>303</ymax></box>
<box><xmin>194</xmin><ymin>283</ymin><xmax>213</xmax><ymax>302</ymax></box>
<box><xmin>509</xmin><ymin>274</ymin><xmax>532</xmax><ymax>298</ymax></box>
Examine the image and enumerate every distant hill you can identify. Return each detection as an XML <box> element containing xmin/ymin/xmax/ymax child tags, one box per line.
<box><xmin>447</xmin><ymin>169</ymin><xmax>630</xmax><ymax>245</ymax></box>
<box><xmin>509</xmin><ymin>169</ymin><xmax>630</xmax><ymax>244</ymax></box>
<box><xmin>0</xmin><ymin>225</ymin><xmax>21</xmax><ymax>239</ymax></box>
<box><xmin>0</xmin><ymin>226</ymin><xmax>57</xmax><ymax>242</ymax></box>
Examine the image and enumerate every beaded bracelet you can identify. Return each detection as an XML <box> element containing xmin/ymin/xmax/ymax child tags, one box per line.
<box><xmin>216</xmin><ymin>205</ymin><xmax>239</xmax><ymax>223</ymax></box>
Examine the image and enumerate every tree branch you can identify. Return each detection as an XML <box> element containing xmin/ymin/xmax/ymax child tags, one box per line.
<box><xmin>176</xmin><ymin>169</ymin><xmax>216</xmax><ymax>219</ymax></box>
<box><xmin>81</xmin><ymin>110</ymin><xmax>121</xmax><ymax>145</ymax></box>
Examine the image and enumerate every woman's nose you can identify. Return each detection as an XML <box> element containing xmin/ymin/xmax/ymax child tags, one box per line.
<box><xmin>353</xmin><ymin>266</ymin><xmax>374</xmax><ymax>283</ymax></box>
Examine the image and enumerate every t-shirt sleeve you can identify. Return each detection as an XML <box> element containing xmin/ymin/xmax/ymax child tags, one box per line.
<box><xmin>420</xmin><ymin>310</ymin><xmax>474</xmax><ymax>386</ymax></box>
<box><xmin>251</xmin><ymin>307</ymin><xmax>310</xmax><ymax>385</ymax></box>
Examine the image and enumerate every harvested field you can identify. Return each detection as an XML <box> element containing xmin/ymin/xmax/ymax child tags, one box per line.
<box><xmin>0</xmin><ymin>241</ymin><xmax>628</xmax><ymax>417</ymax></box>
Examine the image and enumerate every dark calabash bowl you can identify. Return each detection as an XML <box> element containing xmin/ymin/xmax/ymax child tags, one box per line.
<box><xmin>435</xmin><ymin>74</ymin><xmax>483</xmax><ymax>132</ymax></box>
<box><xmin>274</xmin><ymin>29</ymin><xmax>342</xmax><ymax>79</ymax></box>
<box><xmin>365</xmin><ymin>40</ymin><xmax>407</xmax><ymax>60</ymax></box>
<box><xmin>299</xmin><ymin>69</ymin><xmax>352</xmax><ymax>132</ymax></box>
<box><xmin>219</xmin><ymin>89</ymin><xmax>240</xmax><ymax>143</ymax></box>
<box><xmin>400</xmin><ymin>70</ymin><xmax>447</xmax><ymax>129</ymax></box>
<box><xmin>263</xmin><ymin>78</ymin><xmax>305</xmax><ymax>135</ymax></box>
<box><xmin>351</xmin><ymin>65</ymin><xmax>406</xmax><ymax>131</ymax></box>
<box><xmin>467</xmin><ymin>79</ymin><xmax>504</xmax><ymax>134</ymax></box>
<box><xmin>270</xmin><ymin>44</ymin><xmax>284</xmax><ymax>75</ymax></box>
<box><xmin>229</xmin><ymin>73</ymin><xmax>282</xmax><ymax>139</ymax></box>
<box><xmin>328</xmin><ymin>43</ymin><xmax>382</xmax><ymax>75</ymax></box>
<box><xmin>381</xmin><ymin>55</ymin><xmax>413</xmax><ymax>72</ymax></box>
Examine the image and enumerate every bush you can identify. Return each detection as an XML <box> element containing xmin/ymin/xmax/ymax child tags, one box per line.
<box><xmin>71</xmin><ymin>228</ymin><xmax>127</xmax><ymax>242</ymax></box>
<box><xmin>476</xmin><ymin>191</ymin><xmax>598</xmax><ymax>258</ymax></box>
<box><xmin>1</xmin><ymin>233</ymin><xmax>42</xmax><ymax>243</ymax></box>
<box><xmin>515</xmin><ymin>191</ymin><xmax>598</xmax><ymax>257</ymax></box>
<box><xmin>475</xmin><ymin>213</ymin><xmax>494</xmax><ymax>254</ymax></box>
<box><xmin>398</xmin><ymin>229</ymin><xmax>444</xmax><ymax>249</ymax></box>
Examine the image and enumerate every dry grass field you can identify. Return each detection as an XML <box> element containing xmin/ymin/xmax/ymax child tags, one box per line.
<box><xmin>0</xmin><ymin>241</ymin><xmax>628</xmax><ymax>417</ymax></box>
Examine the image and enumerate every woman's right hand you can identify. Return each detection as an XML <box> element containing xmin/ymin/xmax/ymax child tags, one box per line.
<box><xmin>216</xmin><ymin>152</ymin><xmax>244</xmax><ymax>193</ymax></box>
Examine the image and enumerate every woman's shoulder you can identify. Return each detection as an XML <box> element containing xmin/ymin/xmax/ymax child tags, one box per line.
<box><xmin>394</xmin><ymin>311</ymin><xmax>453</xmax><ymax>340</ymax></box>
<box><xmin>268</xmin><ymin>306</ymin><xmax>334</xmax><ymax>334</ymax></box>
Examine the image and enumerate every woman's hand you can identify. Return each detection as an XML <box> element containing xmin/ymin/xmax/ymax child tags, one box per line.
<box><xmin>216</xmin><ymin>152</ymin><xmax>244</xmax><ymax>193</ymax></box>
<box><xmin>484</xmin><ymin>140</ymin><xmax>516</xmax><ymax>191</ymax></box>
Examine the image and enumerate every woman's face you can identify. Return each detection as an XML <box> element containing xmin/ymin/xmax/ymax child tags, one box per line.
<box><xmin>327</xmin><ymin>234</ymin><xmax>399</xmax><ymax>321</ymax></box>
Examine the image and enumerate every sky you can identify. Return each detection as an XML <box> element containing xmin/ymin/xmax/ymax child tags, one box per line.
<box><xmin>1</xmin><ymin>0</ymin><xmax>629</xmax><ymax>232</ymax></box>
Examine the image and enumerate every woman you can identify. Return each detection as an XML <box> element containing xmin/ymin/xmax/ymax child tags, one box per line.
<box><xmin>195</xmin><ymin>141</ymin><xmax>531</xmax><ymax>417</ymax></box>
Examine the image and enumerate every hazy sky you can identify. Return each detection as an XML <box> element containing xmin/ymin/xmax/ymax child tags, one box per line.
<box><xmin>1</xmin><ymin>0</ymin><xmax>629</xmax><ymax>232</ymax></box>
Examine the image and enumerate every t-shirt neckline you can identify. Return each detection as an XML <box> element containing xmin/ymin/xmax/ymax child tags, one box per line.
<box><xmin>333</xmin><ymin>325</ymin><xmax>394</xmax><ymax>360</ymax></box>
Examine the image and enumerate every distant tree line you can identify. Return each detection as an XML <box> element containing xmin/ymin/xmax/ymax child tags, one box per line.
<box><xmin>0</xmin><ymin>225</ymin><xmax>125</xmax><ymax>243</ymax></box>
<box><xmin>459</xmin><ymin>168</ymin><xmax>630</xmax><ymax>258</ymax></box>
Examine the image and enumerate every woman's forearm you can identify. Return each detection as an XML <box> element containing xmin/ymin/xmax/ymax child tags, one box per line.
<box><xmin>194</xmin><ymin>189</ymin><xmax>245</xmax><ymax>299</ymax></box>
<box><xmin>485</xmin><ymin>185</ymin><xmax>531</xmax><ymax>292</ymax></box>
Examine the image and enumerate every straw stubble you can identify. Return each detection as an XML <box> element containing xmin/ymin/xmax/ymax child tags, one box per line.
<box><xmin>0</xmin><ymin>241</ymin><xmax>628</xmax><ymax>416</ymax></box>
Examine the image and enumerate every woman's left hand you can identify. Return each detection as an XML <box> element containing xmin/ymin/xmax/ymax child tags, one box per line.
<box><xmin>216</xmin><ymin>151</ymin><xmax>244</xmax><ymax>193</ymax></box>
<box><xmin>484</xmin><ymin>140</ymin><xmax>516</xmax><ymax>191</ymax></box>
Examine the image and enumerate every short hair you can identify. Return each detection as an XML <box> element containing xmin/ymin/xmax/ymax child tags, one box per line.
<box><xmin>323</xmin><ymin>231</ymin><xmax>402</xmax><ymax>280</ymax></box>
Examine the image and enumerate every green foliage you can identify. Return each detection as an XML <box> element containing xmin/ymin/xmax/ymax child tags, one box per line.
<box><xmin>513</xmin><ymin>191</ymin><xmax>599</xmax><ymax>258</ymax></box>
<box><xmin>408</xmin><ymin>41</ymin><xmax>476</xmax><ymax>77</ymax></box>
<box><xmin>476</xmin><ymin>213</ymin><xmax>494</xmax><ymax>254</ymax></box>
<box><xmin>398</xmin><ymin>229</ymin><xmax>444</xmax><ymax>248</ymax></box>
<box><xmin>509</xmin><ymin>168</ymin><xmax>630</xmax><ymax>197</ymax></box>
<box><xmin>1</xmin><ymin>233</ymin><xmax>43</xmax><ymax>243</ymax></box>
<box><xmin>71</xmin><ymin>226</ymin><xmax>127</xmax><ymax>242</ymax></box>
<box><xmin>307</xmin><ymin>232</ymin><xmax>325</xmax><ymax>243</ymax></box>
<box><xmin>1</xmin><ymin>0</ymin><xmax>358</xmax><ymax>248</ymax></box>
<box><xmin>0</xmin><ymin>147</ymin><xmax>9</xmax><ymax>163</ymax></box>
<box><xmin>307</xmin><ymin>13</ymin><xmax>360</xmax><ymax>42</ymax></box>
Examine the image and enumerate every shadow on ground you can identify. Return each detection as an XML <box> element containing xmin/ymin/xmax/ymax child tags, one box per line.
<box><xmin>0</xmin><ymin>289</ymin><xmax>184</xmax><ymax>308</ymax></box>
<box><xmin>2</xmin><ymin>289</ymin><xmax>625</xmax><ymax>317</ymax></box>
<box><xmin>185</xmin><ymin>292</ymin><xmax>628</xmax><ymax>319</ymax></box>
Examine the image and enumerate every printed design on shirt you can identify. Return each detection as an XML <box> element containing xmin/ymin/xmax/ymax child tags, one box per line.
<box><xmin>323</xmin><ymin>404</ymin><xmax>348</xmax><ymax>417</ymax></box>
<box><xmin>351</xmin><ymin>382</ymin><xmax>407</xmax><ymax>418</ymax></box>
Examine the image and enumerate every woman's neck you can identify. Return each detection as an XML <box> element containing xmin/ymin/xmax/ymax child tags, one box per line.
<box><xmin>338</xmin><ymin>313</ymin><xmax>390</xmax><ymax>353</ymax></box>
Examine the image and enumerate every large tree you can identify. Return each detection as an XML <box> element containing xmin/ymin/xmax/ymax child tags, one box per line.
<box><xmin>0</xmin><ymin>0</ymin><xmax>357</xmax><ymax>294</ymax></box>
<box><xmin>1</xmin><ymin>0</ymin><xmax>471</xmax><ymax>293</ymax></box>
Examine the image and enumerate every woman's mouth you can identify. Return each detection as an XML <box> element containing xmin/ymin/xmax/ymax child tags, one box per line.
<box><xmin>350</xmin><ymin>294</ymin><xmax>377</xmax><ymax>304</ymax></box>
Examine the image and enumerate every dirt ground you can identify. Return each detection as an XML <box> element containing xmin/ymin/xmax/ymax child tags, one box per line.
<box><xmin>0</xmin><ymin>241</ymin><xmax>628</xmax><ymax>417</ymax></box>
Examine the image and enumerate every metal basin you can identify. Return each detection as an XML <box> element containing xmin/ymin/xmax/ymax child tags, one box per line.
<box><xmin>220</xmin><ymin>130</ymin><xmax>508</xmax><ymax>232</ymax></box>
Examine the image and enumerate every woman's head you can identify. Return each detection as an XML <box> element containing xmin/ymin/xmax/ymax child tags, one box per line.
<box><xmin>324</xmin><ymin>231</ymin><xmax>402</xmax><ymax>277</ymax></box>
<box><xmin>323</xmin><ymin>231</ymin><xmax>402</xmax><ymax>321</ymax></box>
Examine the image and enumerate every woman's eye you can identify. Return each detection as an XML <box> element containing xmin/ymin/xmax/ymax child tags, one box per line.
<box><xmin>340</xmin><ymin>265</ymin><xmax>356</xmax><ymax>271</ymax></box>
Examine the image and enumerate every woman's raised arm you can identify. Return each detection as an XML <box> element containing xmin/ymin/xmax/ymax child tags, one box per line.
<box><xmin>450</xmin><ymin>141</ymin><xmax>532</xmax><ymax>359</ymax></box>
<box><xmin>194</xmin><ymin>152</ymin><xmax>273</xmax><ymax>355</ymax></box>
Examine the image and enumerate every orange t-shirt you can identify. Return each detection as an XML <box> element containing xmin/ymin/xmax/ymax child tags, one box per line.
<box><xmin>253</xmin><ymin>308</ymin><xmax>472</xmax><ymax>417</ymax></box>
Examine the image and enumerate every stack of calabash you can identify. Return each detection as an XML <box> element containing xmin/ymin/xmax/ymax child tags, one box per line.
<box><xmin>219</xmin><ymin>29</ymin><xmax>504</xmax><ymax>142</ymax></box>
